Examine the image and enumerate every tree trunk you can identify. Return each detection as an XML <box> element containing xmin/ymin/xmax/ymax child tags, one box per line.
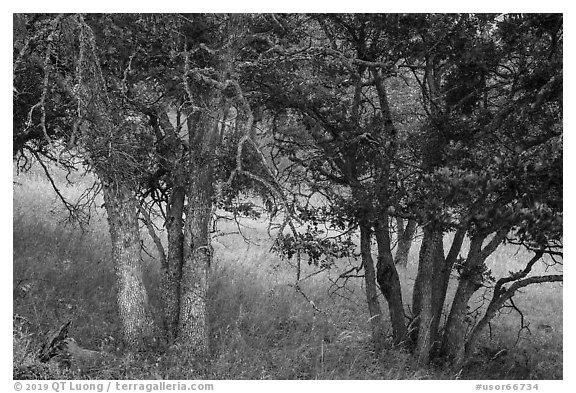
<box><xmin>438</xmin><ymin>228</ymin><xmax>467</xmax><ymax>311</ymax></box>
<box><xmin>178</xmin><ymin>165</ymin><xmax>212</xmax><ymax>356</ymax></box>
<box><xmin>411</xmin><ymin>228</ymin><xmax>431</xmax><ymax>339</ymax></box>
<box><xmin>177</xmin><ymin>99</ymin><xmax>224</xmax><ymax>355</ymax></box>
<box><xmin>428</xmin><ymin>233</ymin><xmax>447</xmax><ymax>354</ymax></box>
<box><xmin>161</xmin><ymin>186</ymin><xmax>185</xmax><ymax>342</ymax></box>
<box><xmin>461</xmin><ymin>308</ymin><xmax>497</xmax><ymax>366</ymax></box>
<box><xmin>442</xmin><ymin>228</ymin><xmax>510</xmax><ymax>366</ymax></box>
<box><xmin>441</xmin><ymin>236</ymin><xmax>485</xmax><ymax>363</ymax></box>
<box><xmin>428</xmin><ymin>227</ymin><xmax>466</xmax><ymax>354</ymax></box>
<box><xmin>359</xmin><ymin>221</ymin><xmax>386</xmax><ymax>351</ymax></box>
<box><xmin>102</xmin><ymin>181</ymin><xmax>157</xmax><ymax>348</ymax></box>
<box><xmin>412</xmin><ymin>227</ymin><xmax>443</xmax><ymax>365</ymax></box>
<box><xmin>442</xmin><ymin>281</ymin><xmax>481</xmax><ymax>365</ymax></box>
<box><xmin>395</xmin><ymin>218</ymin><xmax>417</xmax><ymax>267</ymax></box>
<box><xmin>374</xmin><ymin>218</ymin><xmax>407</xmax><ymax>345</ymax></box>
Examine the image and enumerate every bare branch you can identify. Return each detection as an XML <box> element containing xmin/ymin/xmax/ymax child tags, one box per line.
<box><xmin>32</xmin><ymin>150</ymin><xmax>89</xmax><ymax>227</ymax></box>
<box><xmin>225</xmin><ymin>80</ymin><xmax>301</xmax><ymax>244</ymax></box>
<box><xmin>291</xmin><ymin>282</ymin><xmax>325</xmax><ymax>314</ymax></box>
<box><xmin>465</xmin><ymin>271</ymin><xmax>562</xmax><ymax>359</ymax></box>
<box><xmin>136</xmin><ymin>201</ymin><xmax>167</xmax><ymax>269</ymax></box>
<box><xmin>507</xmin><ymin>297</ymin><xmax>530</xmax><ymax>347</ymax></box>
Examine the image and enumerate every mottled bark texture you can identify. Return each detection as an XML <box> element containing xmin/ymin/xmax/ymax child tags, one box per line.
<box><xmin>177</xmin><ymin>100</ymin><xmax>224</xmax><ymax>355</ymax></box>
<box><xmin>178</xmin><ymin>166</ymin><xmax>212</xmax><ymax>355</ymax></box>
<box><xmin>71</xmin><ymin>18</ymin><xmax>159</xmax><ymax>348</ymax></box>
<box><xmin>103</xmin><ymin>182</ymin><xmax>157</xmax><ymax>347</ymax></box>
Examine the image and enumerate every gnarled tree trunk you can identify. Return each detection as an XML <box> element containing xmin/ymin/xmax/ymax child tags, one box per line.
<box><xmin>103</xmin><ymin>181</ymin><xmax>157</xmax><ymax>348</ymax></box>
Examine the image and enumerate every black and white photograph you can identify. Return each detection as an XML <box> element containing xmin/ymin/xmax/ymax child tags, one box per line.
<box><xmin>12</xmin><ymin>11</ymin><xmax>563</xmax><ymax>383</ymax></box>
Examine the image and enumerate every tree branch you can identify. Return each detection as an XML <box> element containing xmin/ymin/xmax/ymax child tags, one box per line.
<box><xmin>32</xmin><ymin>150</ymin><xmax>89</xmax><ymax>227</ymax></box>
<box><xmin>493</xmin><ymin>249</ymin><xmax>544</xmax><ymax>298</ymax></box>
<box><xmin>136</xmin><ymin>201</ymin><xmax>167</xmax><ymax>269</ymax></box>
<box><xmin>479</xmin><ymin>227</ymin><xmax>510</xmax><ymax>262</ymax></box>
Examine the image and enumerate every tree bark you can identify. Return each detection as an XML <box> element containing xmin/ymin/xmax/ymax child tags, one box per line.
<box><xmin>178</xmin><ymin>166</ymin><xmax>212</xmax><ymax>356</ymax></box>
<box><xmin>359</xmin><ymin>221</ymin><xmax>386</xmax><ymax>351</ymax></box>
<box><xmin>441</xmin><ymin>235</ymin><xmax>484</xmax><ymax>363</ymax></box>
<box><xmin>442</xmin><ymin>228</ymin><xmax>509</xmax><ymax>364</ymax></box>
<box><xmin>411</xmin><ymin>228</ymin><xmax>433</xmax><ymax>338</ymax></box>
<box><xmin>177</xmin><ymin>97</ymin><xmax>224</xmax><ymax>355</ymax></box>
<box><xmin>161</xmin><ymin>186</ymin><xmax>185</xmax><ymax>342</ymax></box>
<box><xmin>427</xmin><ymin>227</ymin><xmax>466</xmax><ymax>354</ymax></box>
<box><xmin>395</xmin><ymin>218</ymin><xmax>417</xmax><ymax>267</ymax></box>
<box><xmin>374</xmin><ymin>218</ymin><xmax>408</xmax><ymax>345</ymax></box>
<box><xmin>439</xmin><ymin>228</ymin><xmax>467</xmax><ymax>307</ymax></box>
<box><xmin>412</xmin><ymin>227</ymin><xmax>443</xmax><ymax>365</ymax></box>
<box><xmin>102</xmin><ymin>181</ymin><xmax>157</xmax><ymax>348</ymax></box>
<box><xmin>428</xmin><ymin>233</ymin><xmax>448</xmax><ymax>354</ymax></box>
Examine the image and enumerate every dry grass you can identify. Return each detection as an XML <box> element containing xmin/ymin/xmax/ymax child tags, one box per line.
<box><xmin>13</xmin><ymin>165</ymin><xmax>562</xmax><ymax>379</ymax></box>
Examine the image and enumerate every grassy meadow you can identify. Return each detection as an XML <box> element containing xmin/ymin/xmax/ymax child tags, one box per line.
<box><xmin>13</xmin><ymin>165</ymin><xmax>563</xmax><ymax>380</ymax></box>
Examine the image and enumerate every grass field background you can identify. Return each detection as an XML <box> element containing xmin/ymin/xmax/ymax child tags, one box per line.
<box><xmin>12</xmin><ymin>165</ymin><xmax>563</xmax><ymax>380</ymax></box>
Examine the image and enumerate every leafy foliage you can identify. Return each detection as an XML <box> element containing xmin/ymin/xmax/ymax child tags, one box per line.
<box><xmin>14</xmin><ymin>13</ymin><xmax>562</xmax><ymax>369</ymax></box>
